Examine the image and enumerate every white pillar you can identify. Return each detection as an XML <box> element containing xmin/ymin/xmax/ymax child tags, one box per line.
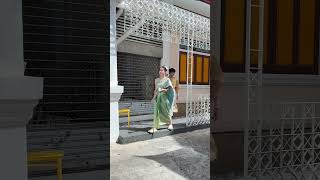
<box><xmin>0</xmin><ymin>0</ymin><xmax>43</xmax><ymax>179</ymax></box>
<box><xmin>110</xmin><ymin>0</ymin><xmax>119</xmax><ymax>88</ymax></box>
<box><xmin>110</xmin><ymin>0</ymin><xmax>124</xmax><ymax>143</ymax></box>
<box><xmin>211</xmin><ymin>0</ymin><xmax>221</xmax><ymax>65</ymax></box>
<box><xmin>161</xmin><ymin>31</ymin><xmax>171</xmax><ymax>67</ymax></box>
<box><xmin>170</xmin><ymin>32</ymin><xmax>180</xmax><ymax>77</ymax></box>
<box><xmin>162</xmin><ymin>31</ymin><xmax>180</xmax><ymax>74</ymax></box>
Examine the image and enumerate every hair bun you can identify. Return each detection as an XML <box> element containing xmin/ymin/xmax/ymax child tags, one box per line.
<box><xmin>161</xmin><ymin>66</ymin><xmax>168</xmax><ymax>72</ymax></box>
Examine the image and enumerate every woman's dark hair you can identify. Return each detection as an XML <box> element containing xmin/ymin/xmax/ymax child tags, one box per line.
<box><xmin>161</xmin><ymin>66</ymin><xmax>168</xmax><ymax>72</ymax></box>
<box><xmin>169</xmin><ymin>68</ymin><xmax>176</xmax><ymax>73</ymax></box>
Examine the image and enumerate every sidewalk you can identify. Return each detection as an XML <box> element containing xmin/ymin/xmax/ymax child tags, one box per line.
<box><xmin>111</xmin><ymin>129</ymin><xmax>210</xmax><ymax>180</ymax></box>
<box><xmin>118</xmin><ymin>117</ymin><xmax>209</xmax><ymax>144</ymax></box>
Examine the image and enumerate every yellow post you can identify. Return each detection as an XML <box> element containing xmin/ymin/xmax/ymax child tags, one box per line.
<box><xmin>119</xmin><ymin>108</ymin><xmax>131</xmax><ymax>128</ymax></box>
<box><xmin>56</xmin><ymin>158</ymin><xmax>63</xmax><ymax>180</ymax></box>
<box><xmin>127</xmin><ymin>110</ymin><xmax>130</xmax><ymax>128</ymax></box>
<box><xmin>27</xmin><ymin>150</ymin><xmax>64</xmax><ymax>180</ymax></box>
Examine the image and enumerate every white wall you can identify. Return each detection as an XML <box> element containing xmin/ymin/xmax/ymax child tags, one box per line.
<box><xmin>178</xmin><ymin>85</ymin><xmax>210</xmax><ymax>103</ymax></box>
<box><xmin>213</xmin><ymin>74</ymin><xmax>320</xmax><ymax>132</ymax></box>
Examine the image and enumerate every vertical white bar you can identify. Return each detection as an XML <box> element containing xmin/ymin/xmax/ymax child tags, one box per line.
<box><xmin>110</xmin><ymin>0</ymin><xmax>118</xmax><ymax>87</ymax></box>
<box><xmin>301</xmin><ymin>104</ymin><xmax>305</xmax><ymax>167</ymax></box>
<box><xmin>190</xmin><ymin>28</ymin><xmax>194</xmax><ymax>126</ymax></box>
<box><xmin>258</xmin><ymin>0</ymin><xmax>264</xmax><ymax>72</ymax></box>
<box><xmin>245</xmin><ymin>0</ymin><xmax>252</xmax><ymax>74</ymax></box>
<box><xmin>244</xmin><ymin>0</ymin><xmax>252</xmax><ymax>177</ymax></box>
<box><xmin>190</xmin><ymin>30</ymin><xmax>194</xmax><ymax>86</ymax></box>
<box><xmin>257</xmin><ymin>0</ymin><xmax>264</xmax><ymax>178</ymax></box>
<box><xmin>311</xmin><ymin>104</ymin><xmax>315</xmax><ymax>168</ymax></box>
<box><xmin>186</xmin><ymin>26</ymin><xmax>190</xmax><ymax>126</ymax></box>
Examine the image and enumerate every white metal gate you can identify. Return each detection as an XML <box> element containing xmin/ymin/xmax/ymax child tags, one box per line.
<box><xmin>244</xmin><ymin>0</ymin><xmax>265</xmax><ymax>178</ymax></box>
<box><xmin>246</xmin><ymin>101</ymin><xmax>320</xmax><ymax>180</ymax></box>
<box><xmin>120</xmin><ymin>0</ymin><xmax>211</xmax><ymax>126</ymax></box>
<box><xmin>244</xmin><ymin>0</ymin><xmax>320</xmax><ymax>179</ymax></box>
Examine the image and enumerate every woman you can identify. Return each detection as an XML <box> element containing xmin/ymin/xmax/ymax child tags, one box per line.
<box><xmin>211</xmin><ymin>56</ymin><xmax>224</xmax><ymax>161</ymax></box>
<box><xmin>148</xmin><ymin>66</ymin><xmax>176</xmax><ymax>134</ymax></box>
<box><xmin>168</xmin><ymin>68</ymin><xmax>179</xmax><ymax>113</ymax></box>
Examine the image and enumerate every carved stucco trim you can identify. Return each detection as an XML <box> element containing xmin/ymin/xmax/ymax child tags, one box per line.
<box><xmin>110</xmin><ymin>85</ymin><xmax>124</xmax><ymax>102</ymax></box>
<box><xmin>0</xmin><ymin>100</ymin><xmax>39</xmax><ymax>129</ymax></box>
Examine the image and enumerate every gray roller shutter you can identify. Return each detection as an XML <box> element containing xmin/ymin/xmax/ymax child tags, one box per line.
<box><xmin>23</xmin><ymin>0</ymin><xmax>109</xmax><ymax>177</ymax></box>
<box><xmin>117</xmin><ymin>52</ymin><xmax>160</xmax><ymax>116</ymax></box>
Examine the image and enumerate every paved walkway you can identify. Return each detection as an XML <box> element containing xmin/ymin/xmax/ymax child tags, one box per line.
<box><xmin>111</xmin><ymin>129</ymin><xmax>210</xmax><ymax>180</ymax></box>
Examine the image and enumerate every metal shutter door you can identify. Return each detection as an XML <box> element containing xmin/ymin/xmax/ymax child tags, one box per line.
<box><xmin>23</xmin><ymin>0</ymin><xmax>109</xmax><ymax>177</ymax></box>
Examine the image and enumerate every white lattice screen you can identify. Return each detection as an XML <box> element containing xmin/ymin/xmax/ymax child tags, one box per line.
<box><xmin>247</xmin><ymin>102</ymin><xmax>320</xmax><ymax>180</ymax></box>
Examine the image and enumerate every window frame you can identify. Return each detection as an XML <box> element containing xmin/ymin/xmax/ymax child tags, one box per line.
<box><xmin>179</xmin><ymin>51</ymin><xmax>210</xmax><ymax>85</ymax></box>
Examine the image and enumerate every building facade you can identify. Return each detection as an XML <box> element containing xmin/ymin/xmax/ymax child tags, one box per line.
<box><xmin>211</xmin><ymin>0</ymin><xmax>320</xmax><ymax>178</ymax></box>
<box><xmin>111</xmin><ymin>0</ymin><xmax>211</xmax><ymax>139</ymax></box>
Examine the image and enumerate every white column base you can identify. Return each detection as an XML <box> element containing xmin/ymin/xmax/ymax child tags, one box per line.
<box><xmin>110</xmin><ymin>85</ymin><xmax>124</xmax><ymax>143</ymax></box>
<box><xmin>110</xmin><ymin>101</ymin><xmax>120</xmax><ymax>143</ymax></box>
<box><xmin>0</xmin><ymin>127</ymin><xmax>28</xmax><ymax>180</ymax></box>
<box><xmin>0</xmin><ymin>98</ymin><xmax>41</xmax><ymax>180</ymax></box>
<box><xmin>0</xmin><ymin>77</ymin><xmax>43</xmax><ymax>180</ymax></box>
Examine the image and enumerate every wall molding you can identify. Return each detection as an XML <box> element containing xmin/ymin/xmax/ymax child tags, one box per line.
<box><xmin>181</xmin><ymin>73</ymin><xmax>320</xmax><ymax>87</ymax></box>
<box><xmin>226</xmin><ymin>73</ymin><xmax>320</xmax><ymax>86</ymax></box>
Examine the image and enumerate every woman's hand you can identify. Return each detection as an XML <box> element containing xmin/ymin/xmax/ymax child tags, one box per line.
<box><xmin>160</xmin><ymin>88</ymin><xmax>168</xmax><ymax>93</ymax></box>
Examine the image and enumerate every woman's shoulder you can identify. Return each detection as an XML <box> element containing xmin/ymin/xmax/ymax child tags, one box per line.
<box><xmin>164</xmin><ymin>77</ymin><xmax>172</xmax><ymax>82</ymax></box>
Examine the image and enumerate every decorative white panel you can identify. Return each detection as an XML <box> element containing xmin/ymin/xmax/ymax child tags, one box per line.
<box><xmin>122</xmin><ymin>0</ymin><xmax>210</xmax><ymax>50</ymax></box>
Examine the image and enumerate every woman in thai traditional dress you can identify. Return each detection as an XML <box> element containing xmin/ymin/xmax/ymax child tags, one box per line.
<box><xmin>211</xmin><ymin>56</ymin><xmax>224</xmax><ymax>161</ymax></box>
<box><xmin>148</xmin><ymin>66</ymin><xmax>176</xmax><ymax>134</ymax></box>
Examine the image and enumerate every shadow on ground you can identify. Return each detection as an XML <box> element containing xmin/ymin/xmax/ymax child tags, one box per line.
<box><xmin>135</xmin><ymin>129</ymin><xmax>210</xmax><ymax>180</ymax></box>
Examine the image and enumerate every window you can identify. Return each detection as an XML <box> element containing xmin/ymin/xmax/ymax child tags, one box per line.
<box><xmin>179</xmin><ymin>51</ymin><xmax>210</xmax><ymax>85</ymax></box>
<box><xmin>219</xmin><ymin>0</ymin><xmax>320</xmax><ymax>74</ymax></box>
<box><xmin>220</xmin><ymin>0</ymin><xmax>246</xmax><ymax>72</ymax></box>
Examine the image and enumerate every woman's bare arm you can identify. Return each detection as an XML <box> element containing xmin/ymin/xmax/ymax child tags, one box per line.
<box><xmin>175</xmin><ymin>79</ymin><xmax>179</xmax><ymax>99</ymax></box>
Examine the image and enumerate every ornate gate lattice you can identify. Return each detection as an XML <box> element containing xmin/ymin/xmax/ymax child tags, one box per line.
<box><xmin>121</xmin><ymin>0</ymin><xmax>211</xmax><ymax>126</ymax></box>
<box><xmin>244</xmin><ymin>0</ymin><xmax>320</xmax><ymax>179</ymax></box>
<box><xmin>186</xmin><ymin>95</ymin><xmax>211</xmax><ymax>127</ymax></box>
<box><xmin>248</xmin><ymin>102</ymin><xmax>320</xmax><ymax>180</ymax></box>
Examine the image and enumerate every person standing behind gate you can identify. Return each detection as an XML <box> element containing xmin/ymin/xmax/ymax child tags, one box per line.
<box><xmin>211</xmin><ymin>57</ymin><xmax>224</xmax><ymax>161</ymax></box>
<box><xmin>169</xmin><ymin>68</ymin><xmax>179</xmax><ymax>113</ymax></box>
<box><xmin>148</xmin><ymin>66</ymin><xmax>176</xmax><ymax>134</ymax></box>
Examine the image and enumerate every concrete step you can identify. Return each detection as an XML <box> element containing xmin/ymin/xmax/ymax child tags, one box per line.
<box><xmin>117</xmin><ymin>118</ymin><xmax>210</xmax><ymax>144</ymax></box>
<box><xmin>29</xmin><ymin>170</ymin><xmax>107</xmax><ymax>180</ymax></box>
